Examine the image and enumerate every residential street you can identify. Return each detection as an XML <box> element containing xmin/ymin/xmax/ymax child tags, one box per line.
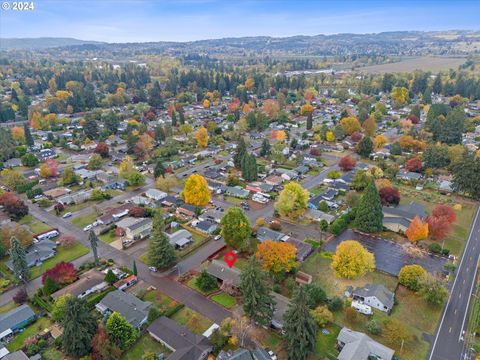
<box><xmin>429</xmin><ymin>207</ymin><xmax>480</xmax><ymax>360</ymax></box>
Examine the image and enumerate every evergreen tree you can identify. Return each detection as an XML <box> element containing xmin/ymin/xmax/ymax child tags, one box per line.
<box><xmin>283</xmin><ymin>286</ymin><xmax>317</xmax><ymax>360</ymax></box>
<box><xmin>179</xmin><ymin>111</ymin><xmax>185</xmax><ymax>125</ymax></box>
<box><xmin>154</xmin><ymin>161</ymin><xmax>166</xmax><ymax>178</ymax></box>
<box><xmin>147</xmin><ymin>211</ymin><xmax>176</xmax><ymax>268</ymax></box>
<box><xmin>357</xmin><ymin>136</ymin><xmax>373</xmax><ymax>158</ymax></box>
<box><xmin>306</xmin><ymin>113</ymin><xmax>313</xmax><ymax>130</ymax></box>
<box><xmin>83</xmin><ymin>118</ymin><xmax>99</xmax><ymax>140</ymax></box>
<box><xmin>133</xmin><ymin>260</ymin><xmax>137</xmax><ymax>276</ymax></box>
<box><xmin>88</xmin><ymin>230</ymin><xmax>99</xmax><ymax>266</ymax></box>
<box><xmin>432</xmin><ymin>75</ymin><xmax>442</xmax><ymax>94</ymax></box>
<box><xmin>10</xmin><ymin>237</ymin><xmax>29</xmax><ymax>282</ymax></box>
<box><xmin>260</xmin><ymin>138</ymin><xmax>271</xmax><ymax>157</ymax></box>
<box><xmin>354</xmin><ymin>182</ymin><xmax>383</xmax><ymax>233</ymax></box>
<box><xmin>234</xmin><ymin>137</ymin><xmax>247</xmax><ymax>168</ymax></box>
<box><xmin>171</xmin><ymin>111</ymin><xmax>177</xmax><ymax>127</ymax></box>
<box><xmin>104</xmin><ymin>111</ymin><xmax>119</xmax><ymax>135</ymax></box>
<box><xmin>240</xmin><ymin>257</ymin><xmax>274</xmax><ymax>325</ymax></box>
<box><xmin>452</xmin><ymin>150</ymin><xmax>480</xmax><ymax>200</ymax></box>
<box><xmin>441</xmin><ymin>106</ymin><xmax>465</xmax><ymax>145</ymax></box>
<box><xmin>23</xmin><ymin>122</ymin><xmax>34</xmax><ymax>147</ymax></box>
<box><xmin>62</xmin><ymin>297</ymin><xmax>97</xmax><ymax>358</ymax></box>
<box><xmin>241</xmin><ymin>154</ymin><xmax>258</xmax><ymax>181</ymax></box>
<box><xmin>423</xmin><ymin>88</ymin><xmax>432</xmax><ymax>104</ymax></box>
<box><xmin>148</xmin><ymin>81</ymin><xmax>163</xmax><ymax>108</ymax></box>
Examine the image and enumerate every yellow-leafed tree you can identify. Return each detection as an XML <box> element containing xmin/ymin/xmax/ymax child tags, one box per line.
<box><xmin>203</xmin><ymin>99</ymin><xmax>210</xmax><ymax>109</ymax></box>
<box><xmin>339</xmin><ymin>117</ymin><xmax>361</xmax><ymax>135</ymax></box>
<box><xmin>331</xmin><ymin>240</ymin><xmax>375</xmax><ymax>279</ymax></box>
<box><xmin>183</xmin><ymin>174</ymin><xmax>211</xmax><ymax>206</ymax></box>
<box><xmin>195</xmin><ymin>127</ymin><xmax>209</xmax><ymax>148</ymax></box>
<box><xmin>256</xmin><ymin>240</ymin><xmax>298</xmax><ymax>273</ymax></box>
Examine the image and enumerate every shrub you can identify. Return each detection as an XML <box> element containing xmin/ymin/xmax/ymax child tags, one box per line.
<box><xmin>304</xmin><ymin>283</ymin><xmax>327</xmax><ymax>309</ymax></box>
<box><xmin>195</xmin><ymin>270</ymin><xmax>218</xmax><ymax>292</ymax></box>
<box><xmin>367</xmin><ymin>319</ymin><xmax>382</xmax><ymax>335</ymax></box>
<box><xmin>429</xmin><ymin>243</ymin><xmax>442</xmax><ymax>254</ymax></box>
<box><xmin>147</xmin><ymin>306</ymin><xmax>161</xmax><ymax>324</ymax></box>
<box><xmin>398</xmin><ymin>264</ymin><xmax>427</xmax><ymax>291</ymax></box>
<box><xmin>327</xmin><ymin>296</ymin><xmax>343</xmax><ymax>312</ymax></box>
<box><xmin>13</xmin><ymin>287</ymin><xmax>28</xmax><ymax>304</ymax></box>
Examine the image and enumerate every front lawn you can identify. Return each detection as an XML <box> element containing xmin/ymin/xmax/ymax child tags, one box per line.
<box><xmin>29</xmin><ymin>242</ymin><xmax>90</xmax><ymax>279</ymax></box>
<box><xmin>122</xmin><ymin>334</ymin><xmax>171</xmax><ymax>360</ymax></box>
<box><xmin>301</xmin><ymin>252</ymin><xmax>398</xmax><ymax>297</ymax></box>
<box><xmin>99</xmin><ymin>229</ymin><xmax>117</xmax><ymax>243</ymax></box>
<box><xmin>314</xmin><ymin>324</ymin><xmax>341</xmax><ymax>360</ymax></box>
<box><xmin>18</xmin><ymin>214</ymin><xmax>51</xmax><ymax>234</ymax></box>
<box><xmin>170</xmin><ymin>307</ymin><xmax>213</xmax><ymax>334</ymax></box>
<box><xmin>187</xmin><ymin>276</ymin><xmax>217</xmax><ymax>296</ymax></box>
<box><xmin>211</xmin><ymin>293</ymin><xmax>236</xmax><ymax>309</ymax></box>
<box><xmin>7</xmin><ymin>317</ymin><xmax>52</xmax><ymax>352</ymax></box>
<box><xmin>142</xmin><ymin>290</ymin><xmax>179</xmax><ymax>312</ymax></box>
<box><xmin>42</xmin><ymin>348</ymin><xmax>64</xmax><ymax>360</ymax></box>
<box><xmin>70</xmin><ymin>211</ymin><xmax>98</xmax><ymax>229</ymax></box>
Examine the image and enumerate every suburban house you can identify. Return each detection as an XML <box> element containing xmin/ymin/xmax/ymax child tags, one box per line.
<box><xmin>167</xmin><ymin>229</ymin><xmax>193</xmax><ymax>249</ymax></box>
<box><xmin>114</xmin><ymin>274</ymin><xmax>138</xmax><ymax>291</ymax></box>
<box><xmin>286</xmin><ymin>238</ymin><xmax>313</xmax><ymax>261</ymax></box>
<box><xmin>3</xmin><ymin>158</ymin><xmax>22</xmax><ymax>168</ymax></box>
<box><xmin>176</xmin><ymin>204</ymin><xmax>198</xmax><ymax>219</ymax></box>
<box><xmin>396</xmin><ymin>169</ymin><xmax>422</xmax><ymax>182</ymax></box>
<box><xmin>225</xmin><ymin>186</ymin><xmax>250</xmax><ymax>199</ymax></box>
<box><xmin>199</xmin><ymin>207</ymin><xmax>224</xmax><ymax>224</ymax></box>
<box><xmin>217</xmin><ymin>347</ymin><xmax>272</xmax><ymax>360</ymax></box>
<box><xmin>95</xmin><ymin>290</ymin><xmax>151</xmax><ymax>328</ymax></box>
<box><xmin>0</xmin><ymin>305</ymin><xmax>36</xmax><ymax>341</ymax></box>
<box><xmin>52</xmin><ymin>269</ymin><xmax>108</xmax><ymax>300</ymax></box>
<box><xmin>336</xmin><ymin>327</ymin><xmax>394</xmax><ymax>360</ymax></box>
<box><xmin>256</xmin><ymin>227</ymin><xmax>288</xmax><ymax>242</ymax></box>
<box><xmin>207</xmin><ymin>259</ymin><xmax>241</xmax><ymax>287</ymax></box>
<box><xmin>58</xmin><ymin>189</ymin><xmax>93</xmax><ymax>205</ymax></box>
<box><xmin>7</xmin><ymin>240</ymin><xmax>57</xmax><ymax>270</ymax></box>
<box><xmin>145</xmin><ymin>188</ymin><xmax>168</xmax><ymax>202</ymax></box>
<box><xmin>345</xmin><ymin>284</ymin><xmax>395</xmax><ymax>313</ymax></box>
<box><xmin>116</xmin><ymin>217</ymin><xmax>153</xmax><ymax>241</ymax></box>
<box><xmin>382</xmin><ymin>201</ymin><xmax>427</xmax><ymax>233</ymax></box>
<box><xmin>305</xmin><ymin>209</ymin><xmax>336</xmax><ymax>224</ymax></box>
<box><xmin>43</xmin><ymin>187</ymin><xmax>71</xmax><ymax>200</ymax></box>
<box><xmin>148</xmin><ymin>316</ymin><xmax>212</xmax><ymax>360</ymax></box>
<box><xmin>162</xmin><ymin>195</ymin><xmax>183</xmax><ymax>208</ymax></box>
<box><xmin>194</xmin><ymin>220</ymin><xmax>218</xmax><ymax>234</ymax></box>
<box><xmin>271</xmin><ymin>292</ymin><xmax>290</xmax><ymax>330</ymax></box>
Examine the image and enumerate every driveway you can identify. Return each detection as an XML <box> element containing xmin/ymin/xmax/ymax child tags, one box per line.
<box><xmin>325</xmin><ymin>229</ymin><xmax>447</xmax><ymax>276</ymax></box>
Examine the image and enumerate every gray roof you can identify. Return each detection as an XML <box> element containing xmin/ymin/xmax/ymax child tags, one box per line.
<box><xmin>217</xmin><ymin>349</ymin><xmax>253</xmax><ymax>360</ymax></box>
<box><xmin>337</xmin><ymin>327</ymin><xmax>394</xmax><ymax>360</ymax></box>
<box><xmin>286</xmin><ymin>238</ymin><xmax>313</xmax><ymax>261</ymax></box>
<box><xmin>251</xmin><ymin>348</ymin><xmax>272</xmax><ymax>360</ymax></box>
<box><xmin>7</xmin><ymin>240</ymin><xmax>57</xmax><ymax>270</ymax></box>
<box><xmin>2</xmin><ymin>351</ymin><xmax>29</xmax><ymax>360</ymax></box>
<box><xmin>98</xmin><ymin>290</ymin><xmax>151</xmax><ymax>328</ymax></box>
<box><xmin>226</xmin><ymin>186</ymin><xmax>250</xmax><ymax>198</ymax></box>
<box><xmin>167</xmin><ymin>229</ymin><xmax>193</xmax><ymax>246</ymax></box>
<box><xmin>351</xmin><ymin>284</ymin><xmax>395</xmax><ymax>309</ymax></box>
<box><xmin>207</xmin><ymin>259</ymin><xmax>241</xmax><ymax>286</ymax></box>
<box><xmin>382</xmin><ymin>216</ymin><xmax>411</xmax><ymax>228</ymax></box>
<box><xmin>128</xmin><ymin>218</ymin><xmax>152</xmax><ymax>231</ymax></box>
<box><xmin>256</xmin><ymin>227</ymin><xmax>285</xmax><ymax>242</ymax></box>
<box><xmin>0</xmin><ymin>304</ymin><xmax>35</xmax><ymax>334</ymax></box>
<box><xmin>271</xmin><ymin>292</ymin><xmax>290</xmax><ymax>329</ymax></box>
<box><xmin>195</xmin><ymin>220</ymin><xmax>217</xmax><ymax>232</ymax></box>
<box><xmin>383</xmin><ymin>201</ymin><xmax>426</xmax><ymax>220</ymax></box>
<box><xmin>148</xmin><ymin>316</ymin><xmax>211</xmax><ymax>360</ymax></box>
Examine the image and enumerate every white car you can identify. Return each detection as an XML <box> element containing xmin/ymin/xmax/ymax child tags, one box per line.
<box><xmin>214</xmin><ymin>235</ymin><xmax>222</xmax><ymax>241</ymax></box>
<box><xmin>83</xmin><ymin>224</ymin><xmax>93</xmax><ymax>232</ymax></box>
<box><xmin>149</xmin><ymin>266</ymin><xmax>158</xmax><ymax>272</ymax></box>
<box><xmin>62</xmin><ymin>212</ymin><xmax>72</xmax><ymax>218</ymax></box>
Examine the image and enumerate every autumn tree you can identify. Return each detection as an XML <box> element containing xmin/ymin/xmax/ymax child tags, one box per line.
<box><xmin>256</xmin><ymin>240</ymin><xmax>297</xmax><ymax>273</ymax></box>
<box><xmin>426</xmin><ymin>204</ymin><xmax>456</xmax><ymax>240</ymax></box>
<box><xmin>405</xmin><ymin>156</ymin><xmax>423</xmax><ymax>173</ymax></box>
<box><xmin>340</xmin><ymin>117</ymin><xmax>361</xmax><ymax>135</ymax></box>
<box><xmin>39</xmin><ymin>159</ymin><xmax>59</xmax><ymax>178</ymax></box>
<box><xmin>94</xmin><ymin>142</ymin><xmax>109</xmax><ymax>158</ymax></box>
<box><xmin>391</xmin><ymin>86</ymin><xmax>409</xmax><ymax>107</ymax></box>
<box><xmin>155</xmin><ymin>175</ymin><xmax>178</xmax><ymax>192</ymax></box>
<box><xmin>379</xmin><ymin>186</ymin><xmax>400</xmax><ymax>206</ymax></box>
<box><xmin>331</xmin><ymin>240</ymin><xmax>375</xmax><ymax>279</ymax></box>
<box><xmin>419</xmin><ymin>275</ymin><xmax>448</xmax><ymax>305</ymax></box>
<box><xmin>183</xmin><ymin>174</ymin><xmax>211</xmax><ymax>206</ymax></box>
<box><xmin>301</xmin><ymin>103</ymin><xmax>314</xmax><ymax>116</ymax></box>
<box><xmin>262</xmin><ymin>99</ymin><xmax>280</xmax><ymax>118</ymax></box>
<box><xmin>221</xmin><ymin>207</ymin><xmax>251</xmax><ymax>251</ymax></box>
<box><xmin>338</xmin><ymin>155</ymin><xmax>356</xmax><ymax>172</ymax></box>
<box><xmin>362</xmin><ymin>117</ymin><xmax>376</xmax><ymax>137</ymax></box>
<box><xmin>106</xmin><ymin>312</ymin><xmax>138</xmax><ymax>350</ymax></box>
<box><xmin>91</xmin><ymin>326</ymin><xmax>122</xmax><ymax>360</ymax></box>
<box><xmin>354</xmin><ymin>182</ymin><xmax>383</xmax><ymax>232</ymax></box>
<box><xmin>195</xmin><ymin>127</ymin><xmax>209</xmax><ymax>148</ymax></box>
<box><xmin>398</xmin><ymin>265</ymin><xmax>427</xmax><ymax>291</ymax></box>
<box><xmin>383</xmin><ymin>318</ymin><xmax>409</xmax><ymax>349</ymax></box>
<box><xmin>274</xmin><ymin>181</ymin><xmax>309</xmax><ymax>219</ymax></box>
<box><xmin>311</xmin><ymin>305</ymin><xmax>333</xmax><ymax>328</ymax></box>
<box><xmin>373</xmin><ymin>134</ymin><xmax>388</xmax><ymax>149</ymax></box>
<box><xmin>42</xmin><ymin>261</ymin><xmax>77</xmax><ymax>285</ymax></box>
<box><xmin>406</xmin><ymin>216</ymin><xmax>429</xmax><ymax>242</ymax></box>
<box><xmin>1</xmin><ymin>169</ymin><xmax>25</xmax><ymax>190</ymax></box>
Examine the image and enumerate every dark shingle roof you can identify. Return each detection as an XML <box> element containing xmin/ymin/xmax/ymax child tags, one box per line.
<box><xmin>0</xmin><ymin>305</ymin><xmax>35</xmax><ymax>334</ymax></box>
<box><xmin>207</xmin><ymin>259</ymin><xmax>241</xmax><ymax>286</ymax></box>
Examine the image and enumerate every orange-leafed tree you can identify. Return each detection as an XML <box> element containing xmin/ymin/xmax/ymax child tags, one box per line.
<box><xmin>426</xmin><ymin>216</ymin><xmax>453</xmax><ymax>241</ymax></box>
<box><xmin>195</xmin><ymin>127</ymin><xmax>209</xmax><ymax>148</ymax></box>
<box><xmin>271</xmin><ymin>130</ymin><xmax>287</xmax><ymax>142</ymax></box>
<box><xmin>304</xmin><ymin>87</ymin><xmax>318</xmax><ymax>102</ymax></box>
<box><xmin>405</xmin><ymin>156</ymin><xmax>423</xmax><ymax>173</ymax></box>
<box><xmin>183</xmin><ymin>174</ymin><xmax>211</xmax><ymax>206</ymax></box>
<box><xmin>245</xmin><ymin>78</ymin><xmax>255</xmax><ymax>90</ymax></box>
<box><xmin>11</xmin><ymin>127</ymin><xmax>25</xmax><ymax>143</ymax></box>
<box><xmin>203</xmin><ymin>99</ymin><xmax>210</xmax><ymax>109</ymax></box>
<box><xmin>229</xmin><ymin>98</ymin><xmax>241</xmax><ymax>112</ymax></box>
<box><xmin>362</xmin><ymin>117</ymin><xmax>377</xmax><ymax>137</ymax></box>
<box><xmin>406</xmin><ymin>216</ymin><xmax>429</xmax><ymax>242</ymax></box>
<box><xmin>373</xmin><ymin>135</ymin><xmax>388</xmax><ymax>149</ymax></box>
<box><xmin>39</xmin><ymin>159</ymin><xmax>59</xmax><ymax>178</ymax></box>
<box><xmin>256</xmin><ymin>240</ymin><xmax>298</xmax><ymax>273</ymax></box>
<box><xmin>262</xmin><ymin>99</ymin><xmax>280</xmax><ymax>118</ymax></box>
<box><xmin>300</xmin><ymin>103</ymin><xmax>314</xmax><ymax>116</ymax></box>
<box><xmin>242</xmin><ymin>103</ymin><xmax>251</xmax><ymax>114</ymax></box>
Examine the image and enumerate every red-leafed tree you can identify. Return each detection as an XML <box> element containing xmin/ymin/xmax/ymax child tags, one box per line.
<box><xmin>58</xmin><ymin>235</ymin><xmax>76</xmax><ymax>248</ymax></box>
<box><xmin>94</xmin><ymin>142</ymin><xmax>110</xmax><ymax>158</ymax></box>
<box><xmin>310</xmin><ymin>147</ymin><xmax>321</xmax><ymax>156</ymax></box>
<box><xmin>351</xmin><ymin>131</ymin><xmax>363</xmax><ymax>142</ymax></box>
<box><xmin>338</xmin><ymin>155</ymin><xmax>356</xmax><ymax>172</ymax></box>
<box><xmin>405</xmin><ymin>156</ymin><xmax>422</xmax><ymax>173</ymax></box>
<box><xmin>42</xmin><ymin>261</ymin><xmax>77</xmax><ymax>285</ymax></box>
<box><xmin>407</xmin><ymin>114</ymin><xmax>419</xmax><ymax>124</ymax></box>
<box><xmin>129</xmin><ymin>206</ymin><xmax>146</xmax><ymax>218</ymax></box>
<box><xmin>431</xmin><ymin>204</ymin><xmax>456</xmax><ymax>224</ymax></box>
<box><xmin>91</xmin><ymin>326</ymin><xmax>122</xmax><ymax>360</ymax></box>
<box><xmin>426</xmin><ymin>216</ymin><xmax>453</xmax><ymax>241</ymax></box>
<box><xmin>0</xmin><ymin>192</ymin><xmax>28</xmax><ymax>219</ymax></box>
<box><xmin>115</xmin><ymin>227</ymin><xmax>125</xmax><ymax>237</ymax></box>
<box><xmin>379</xmin><ymin>186</ymin><xmax>401</xmax><ymax>206</ymax></box>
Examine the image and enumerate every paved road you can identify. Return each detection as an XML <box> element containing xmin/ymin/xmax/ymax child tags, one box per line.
<box><xmin>429</xmin><ymin>207</ymin><xmax>480</xmax><ymax>360</ymax></box>
<box><xmin>325</xmin><ymin>229</ymin><xmax>447</xmax><ymax>276</ymax></box>
<box><xmin>1</xmin><ymin>201</ymin><xmax>231</xmax><ymax>324</ymax></box>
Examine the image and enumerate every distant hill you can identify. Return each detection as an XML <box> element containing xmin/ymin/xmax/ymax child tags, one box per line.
<box><xmin>0</xmin><ymin>37</ymin><xmax>104</xmax><ymax>50</ymax></box>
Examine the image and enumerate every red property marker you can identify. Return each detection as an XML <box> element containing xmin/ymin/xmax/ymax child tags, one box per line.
<box><xmin>224</xmin><ymin>251</ymin><xmax>237</xmax><ymax>268</ymax></box>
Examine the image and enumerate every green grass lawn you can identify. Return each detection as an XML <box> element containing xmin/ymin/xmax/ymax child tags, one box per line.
<box><xmin>29</xmin><ymin>242</ymin><xmax>90</xmax><ymax>279</ymax></box>
<box><xmin>399</xmin><ymin>190</ymin><xmax>478</xmax><ymax>256</ymax></box>
<box><xmin>224</xmin><ymin>196</ymin><xmax>244</xmax><ymax>205</ymax></box>
<box><xmin>99</xmin><ymin>229</ymin><xmax>117</xmax><ymax>243</ymax></box>
<box><xmin>70</xmin><ymin>211</ymin><xmax>98</xmax><ymax>229</ymax></box>
<box><xmin>301</xmin><ymin>252</ymin><xmax>398</xmax><ymax>297</ymax></box>
<box><xmin>7</xmin><ymin>317</ymin><xmax>52</xmax><ymax>352</ymax></box>
<box><xmin>314</xmin><ymin>324</ymin><xmax>341</xmax><ymax>360</ymax></box>
<box><xmin>18</xmin><ymin>214</ymin><xmax>51</xmax><ymax>234</ymax></box>
<box><xmin>121</xmin><ymin>334</ymin><xmax>171</xmax><ymax>360</ymax></box>
<box><xmin>170</xmin><ymin>307</ymin><xmax>213</xmax><ymax>335</ymax></box>
<box><xmin>211</xmin><ymin>293</ymin><xmax>236</xmax><ymax>308</ymax></box>
<box><xmin>142</xmin><ymin>290</ymin><xmax>179</xmax><ymax>312</ymax></box>
<box><xmin>52</xmin><ymin>201</ymin><xmax>92</xmax><ymax>216</ymax></box>
<box><xmin>187</xmin><ymin>276</ymin><xmax>218</xmax><ymax>296</ymax></box>
<box><xmin>42</xmin><ymin>349</ymin><xmax>64</xmax><ymax>360</ymax></box>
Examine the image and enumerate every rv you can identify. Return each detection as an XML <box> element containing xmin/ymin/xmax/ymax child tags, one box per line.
<box><xmin>351</xmin><ymin>300</ymin><xmax>373</xmax><ymax>315</ymax></box>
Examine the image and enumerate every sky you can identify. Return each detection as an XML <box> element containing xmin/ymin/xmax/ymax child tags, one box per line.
<box><xmin>1</xmin><ymin>0</ymin><xmax>479</xmax><ymax>43</ymax></box>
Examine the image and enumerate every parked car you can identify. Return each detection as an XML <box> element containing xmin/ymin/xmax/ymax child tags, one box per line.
<box><xmin>83</xmin><ymin>224</ymin><xmax>93</xmax><ymax>232</ymax></box>
<box><xmin>149</xmin><ymin>266</ymin><xmax>158</xmax><ymax>272</ymax></box>
<box><xmin>62</xmin><ymin>212</ymin><xmax>73</xmax><ymax>218</ymax></box>
<box><xmin>214</xmin><ymin>235</ymin><xmax>222</xmax><ymax>241</ymax></box>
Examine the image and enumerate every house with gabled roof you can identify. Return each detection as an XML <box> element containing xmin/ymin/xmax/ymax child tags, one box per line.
<box><xmin>96</xmin><ymin>290</ymin><xmax>150</xmax><ymax>328</ymax></box>
<box><xmin>336</xmin><ymin>327</ymin><xmax>394</xmax><ymax>360</ymax></box>
<box><xmin>345</xmin><ymin>284</ymin><xmax>395</xmax><ymax>313</ymax></box>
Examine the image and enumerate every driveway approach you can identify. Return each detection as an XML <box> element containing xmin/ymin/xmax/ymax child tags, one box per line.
<box><xmin>325</xmin><ymin>229</ymin><xmax>447</xmax><ymax>276</ymax></box>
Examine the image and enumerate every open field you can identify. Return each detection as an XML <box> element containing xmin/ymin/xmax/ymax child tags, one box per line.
<box><xmin>356</xmin><ymin>56</ymin><xmax>466</xmax><ymax>74</ymax></box>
